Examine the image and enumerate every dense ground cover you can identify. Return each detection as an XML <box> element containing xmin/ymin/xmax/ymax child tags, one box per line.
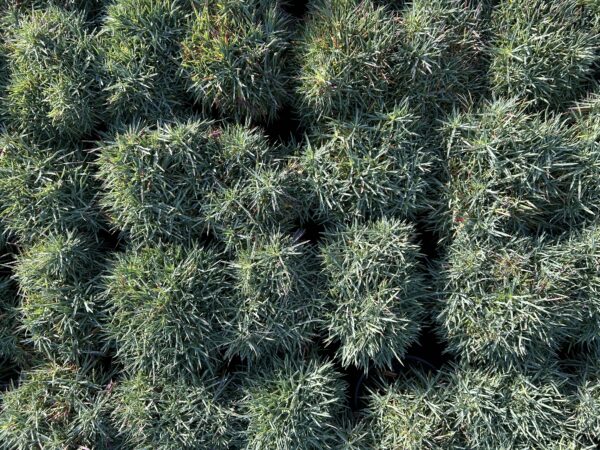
<box><xmin>0</xmin><ymin>0</ymin><xmax>599</xmax><ymax>448</ymax></box>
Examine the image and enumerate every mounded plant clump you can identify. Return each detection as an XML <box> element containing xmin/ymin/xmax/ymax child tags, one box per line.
<box><xmin>298</xmin><ymin>104</ymin><xmax>432</xmax><ymax>224</ymax></box>
<box><xmin>319</xmin><ymin>218</ymin><xmax>425</xmax><ymax>371</ymax></box>
<box><xmin>0</xmin><ymin>277</ymin><xmax>29</xmax><ymax>370</ymax></box>
<box><xmin>487</xmin><ymin>0</ymin><xmax>599</xmax><ymax>110</ymax></box>
<box><xmin>240</xmin><ymin>356</ymin><xmax>347</xmax><ymax>450</ymax></box>
<box><xmin>181</xmin><ymin>0</ymin><xmax>291</xmax><ymax>122</ymax></box>
<box><xmin>0</xmin><ymin>133</ymin><xmax>101</xmax><ymax>241</ymax></box>
<box><xmin>222</xmin><ymin>232</ymin><xmax>319</xmax><ymax>362</ymax></box>
<box><xmin>99</xmin><ymin>0</ymin><xmax>190</xmax><ymax>123</ymax></box>
<box><xmin>1</xmin><ymin>6</ymin><xmax>101</xmax><ymax>143</ymax></box>
<box><xmin>109</xmin><ymin>373</ymin><xmax>233</xmax><ymax>449</ymax></box>
<box><xmin>0</xmin><ymin>363</ymin><xmax>111</xmax><ymax>450</ymax></box>
<box><xmin>103</xmin><ymin>242</ymin><xmax>227</xmax><ymax>377</ymax></box>
<box><xmin>14</xmin><ymin>232</ymin><xmax>106</xmax><ymax>363</ymax></box>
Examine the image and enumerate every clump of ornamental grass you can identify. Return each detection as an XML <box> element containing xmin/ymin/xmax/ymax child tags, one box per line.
<box><xmin>109</xmin><ymin>373</ymin><xmax>234</xmax><ymax>450</ymax></box>
<box><xmin>366</xmin><ymin>369</ymin><xmax>457</xmax><ymax>449</ymax></box>
<box><xmin>1</xmin><ymin>6</ymin><xmax>101</xmax><ymax>144</ymax></box>
<box><xmin>298</xmin><ymin>104</ymin><xmax>431</xmax><ymax>224</ymax></box>
<box><xmin>0</xmin><ymin>133</ymin><xmax>102</xmax><ymax>241</ymax></box>
<box><xmin>201</xmin><ymin>124</ymin><xmax>299</xmax><ymax>246</ymax></box>
<box><xmin>99</xmin><ymin>0</ymin><xmax>190</xmax><ymax>123</ymax></box>
<box><xmin>181</xmin><ymin>0</ymin><xmax>291</xmax><ymax>122</ymax></box>
<box><xmin>222</xmin><ymin>232</ymin><xmax>319</xmax><ymax>362</ymax></box>
<box><xmin>103</xmin><ymin>243</ymin><xmax>227</xmax><ymax>377</ymax></box>
<box><xmin>96</xmin><ymin>119</ymin><xmax>218</xmax><ymax>244</ymax></box>
<box><xmin>487</xmin><ymin>0</ymin><xmax>598</xmax><ymax>110</ymax></box>
<box><xmin>436</xmin><ymin>230</ymin><xmax>574</xmax><ymax>369</ymax></box>
<box><xmin>295</xmin><ymin>0</ymin><xmax>398</xmax><ymax>122</ymax></box>
<box><xmin>319</xmin><ymin>218</ymin><xmax>425</xmax><ymax>371</ymax></box>
<box><xmin>240</xmin><ymin>356</ymin><xmax>347</xmax><ymax>450</ymax></box>
<box><xmin>14</xmin><ymin>232</ymin><xmax>107</xmax><ymax>363</ymax></box>
<box><xmin>0</xmin><ymin>363</ymin><xmax>112</xmax><ymax>450</ymax></box>
<box><xmin>393</xmin><ymin>0</ymin><xmax>485</xmax><ymax>121</ymax></box>
<box><xmin>434</xmin><ymin>98</ymin><xmax>600</xmax><ymax>240</ymax></box>
<box><xmin>447</xmin><ymin>365</ymin><xmax>575</xmax><ymax>449</ymax></box>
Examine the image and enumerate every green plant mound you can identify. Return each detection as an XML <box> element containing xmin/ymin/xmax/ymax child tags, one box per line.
<box><xmin>0</xmin><ymin>277</ymin><xmax>29</xmax><ymax>369</ymax></box>
<box><xmin>181</xmin><ymin>0</ymin><xmax>291</xmax><ymax>122</ymax></box>
<box><xmin>436</xmin><ymin>231</ymin><xmax>573</xmax><ymax>368</ymax></box>
<box><xmin>299</xmin><ymin>104</ymin><xmax>431</xmax><ymax>223</ymax></box>
<box><xmin>488</xmin><ymin>0</ymin><xmax>599</xmax><ymax>110</ymax></box>
<box><xmin>0</xmin><ymin>363</ymin><xmax>111</xmax><ymax>450</ymax></box>
<box><xmin>0</xmin><ymin>133</ymin><xmax>101</xmax><ymax>241</ymax></box>
<box><xmin>103</xmin><ymin>243</ymin><xmax>227</xmax><ymax>377</ymax></box>
<box><xmin>319</xmin><ymin>218</ymin><xmax>425</xmax><ymax>371</ymax></box>
<box><xmin>14</xmin><ymin>232</ymin><xmax>106</xmax><ymax>363</ymax></box>
<box><xmin>200</xmin><ymin>124</ymin><xmax>298</xmax><ymax>246</ymax></box>
<box><xmin>222</xmin><ymin>232</ymin><xmax>319</xmax><ymax>361</ymax></box>
<box><xmin>393</xmin><ymin>0</ymin><xmax>485</xmax><ymax>121</ymax></box>
<box><xmin>96</xmin><ymin>119</ymin><xmax>218</xmax><ymax>243</ymax></box>
<box><xmin>99</xmin><ymin>0</ymin><xmax>189</xmax><ymax>123</ymax></box>
<box><xmin>295</xmin><ymin>0</ymin><xmax>398</xmax><ymax>122</ymax></box>
<box><xmin>1</xmin><ymin>6</ymin><xmax>101</xmax><ymax>144</ymax></box>
<box><xmin>109</xmin><ymin>373</ymin><xmax>233</xmax><ymax>450</ymax></box>
<box><xmin>241</xmin><ymin>356</ymin><xmax>347</xmax><ymax>450</ymax></box>
<box><xmin>436</xmin><ymin>99</ymin><xmax>600</xmax><ymax>239</ymax></box>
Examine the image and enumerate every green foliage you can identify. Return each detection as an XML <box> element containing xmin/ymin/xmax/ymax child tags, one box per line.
<box><xmin>201</xmin><ymin>124</ymin><xmax>299</xmax><ymax>246</ymax></box>
<box><xmin>2</xmin><ymin>6</ymin><xmax>101</xmax><ymax>143</ymax></box>
<box><xmin>103</xmin><ymin>242</ymin><xmax>227</xmax><ymax>377</ymax></box>
<box><xmin>436</xmin><ymin>231</ymin><xmax>574</xmax><ymax>368</ymax></box>
<box><xmin>394</xmin><ymin>0</ymin><xmax>486</xmax><ymax>120</ymax></box>
<box><xmin>298</xmin><ymin>104</ymin><xmax>431</xmax><ymax>223</ymax></box>
<box><xmin>181</xmin><ymin>0</ymin><xmax>291</xmax><ymax>122</ymax></box>
<box><xmin>96</xmin><ymin>119</ymin><xmax>217</xmax><ymax>243</ymax></box>
<box><xmin>367</xmin><ymin>370</ymin><xmax>456</xmax><ymax>449</ymax></box>
<box><xmin>241</xmin><ymin>356</ymin><xmax>347</xmax><ymax>450</ymax></box>
<box><xmin>320</xmin><ymin>218</ymin><xmax>425</xmax><ymax>370</ymax></box>
<box><xmin>296</xmin><ymin>0</ymin><xmax>398</xmax><ymax>122</ymax></box>
<box><xmin>109</xmin><ymin>373</ymin><xmax>233</xmax><ymax>449</ymax></box>
<box><xmin>223</xmin><ymin>232</ymin><xmax>319</xmax><ymax>361</ymax></box>
<box><xmin>0</xmin><ymin>133</ymin><xmax>102</xmax><ymax>241</ymax></box>
<box><xmin>99</xmin><ymin>0</ymin><xmax>190</xmax><ymax>123</ymax></box>
<box><xmin>14</xmin><ymin>232</ymin><xmax>106</xmax><ymax>363</ymax></box>
<box><xmin>488</xmin><ymin>0</ymin><xmax>598</xmax><ymax>109</ymax></box>
<box><xmin>436</xmin><ymin>98</ymin><xmax>600</xmax><ymax>240</ymax></box>
<box><xmin>0</xmin><ymin>363</ymin><xmax>111</xmax><ymax>450</ymax></box>
<box><xmin>573</xmin><ymin>355</ymin><xmax>600</xmax><ymax>447</ymax></box>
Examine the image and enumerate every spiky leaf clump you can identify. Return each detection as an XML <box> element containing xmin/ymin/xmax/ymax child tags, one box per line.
<box><xmin>0</xmin><ymin>363</ymin><xmax>111</xmax><ymax>450</ymax></box>
<box><xmin>436</xmin><ymin>99</ymin><xmax>600</xmax><ymax>240</ymax></box>
<box><xmin>295</xmin><ymin>0</ymin><xmax>398</xmax><ymax>121</ymax></box>
<box><xmin>99</xmin><ymin>0</ymin><xmax>190</xmax><ymax>123</ymax></box>
<box><xmin>96</xmin><ymin>119</ymin><xmax>218</xmax><ymax>243</ymax></box>
<box><xmin>2</xmin><ymin>6</ymin><xmax>101</xmax><ymax>144</ymax></box>
<box><xmin>0</xmin><ymin>134</ymin><xmax>102</xmax><ymax>241</ymax></box>
<box><xmin>202</xmin><ymin>125</ymin><xmax>298</xmax><ymax>246</ymax></box>
<box><xmin>14</xmin><ymin>232</ymin><xmax>106</xmax><ymax>363</ymax></box>
<box><xmin>488</xmin><ymin>0</ymin><xmax>598</xmax><ymax>109</ymax></box>
<box><xmin>572</xmin><ymin>356</ymin><xmax>600</xmax><ymax>446</ymax></box>
<box><xmin>223</xmin><ymin>232</ymin><xmax>319</xmax><ymax>361</ymax></box>
<box><xmin>367</xmin><ymin>370</ymin><xmax>456</xmax><ymax>449</ymax></box>
<box><xmin>241</xmin><ymin>356</ymin><xmax>347</xmax><ymax>450</ymax></box>
<box><xmin>320</xmin><ymin>218</ymin><xmax>425</xmax><ymax>370</ymax></box>
<box><xmin>298</xmin><ymin>105</ymin><xmax>431</xmax><ymax>223</ymax></box>
<box><xmin>109</xmin><ymin>373</ymin><xmax>233</xmax><ymax>450</ymax></box>
<box><xmin>181</xmin><ymin>0</ymin><xmax>291</xmax><ymax>122</ymax></box>
<box><xmin>103</xmin><ymin>243</ymin><xmax>227</xmax><ymax>377</ymax></box>
<box><xmin>393</xmin><ymin>0</ymin><xmax>485</xmax><ymax>121</ymax></box>
<box><xmin>447</xmin><ymin>366</ymin><xmax>573</xmax><ymax>449</ymax></box>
